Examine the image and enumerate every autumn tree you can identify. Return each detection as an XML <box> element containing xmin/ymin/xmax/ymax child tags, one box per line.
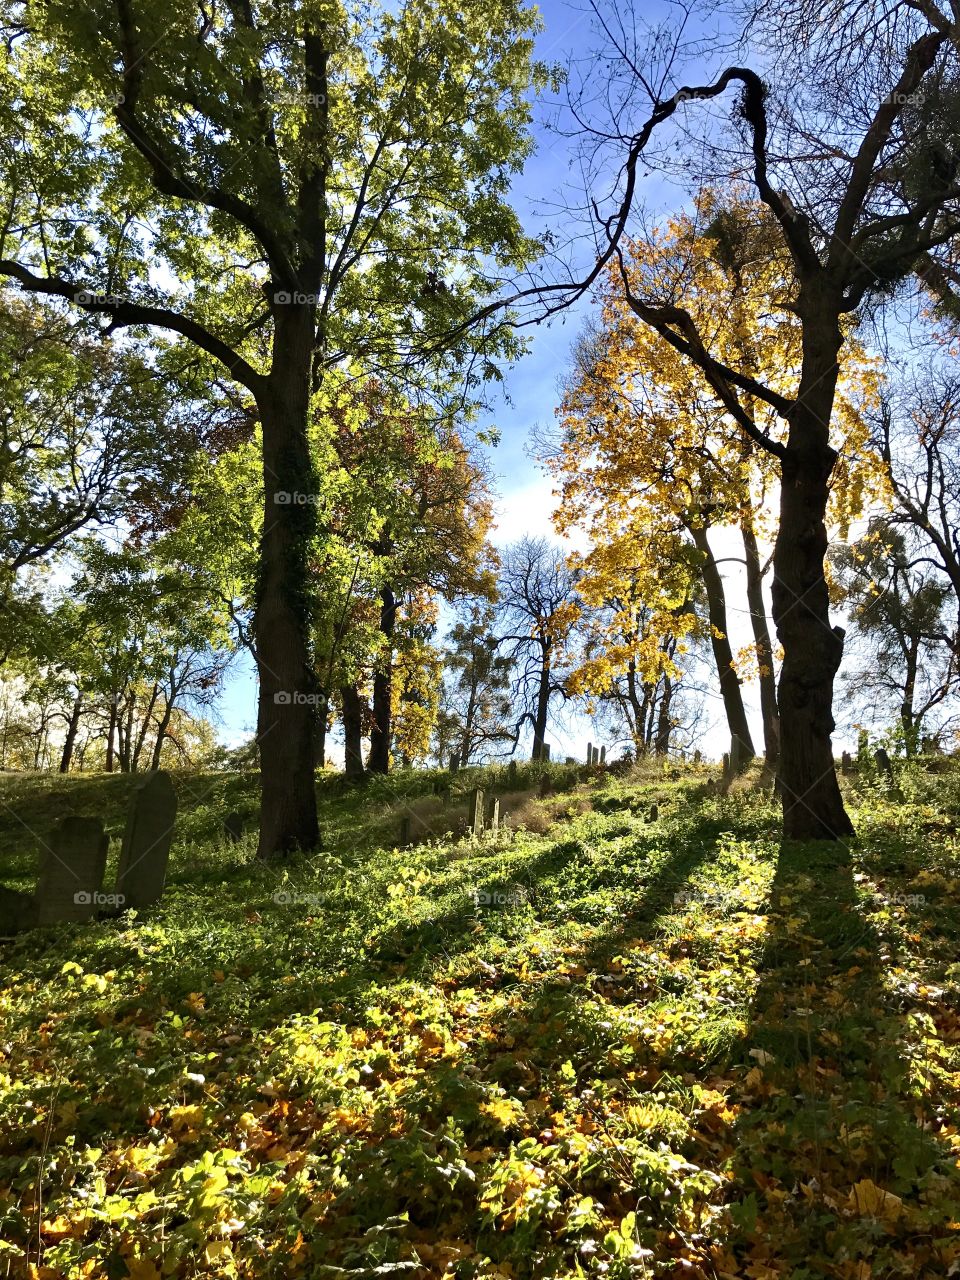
<box><xmin>436</xmin><ymin>601</ymin><xmax>515</xmax><ymax>765</ymax></box>
<box><xmin>0</xmin><ymin>0</ymin><xmax>545</xmax><ymax>853</ymax></box>
<box><xmin>554</xmin><ymin>197</ymin><xmax>878</xmax><ymax>770</ymax></box>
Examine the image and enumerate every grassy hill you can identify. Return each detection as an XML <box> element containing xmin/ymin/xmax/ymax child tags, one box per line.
<box><xmin>1</xmin><ymin>759</ymin><xmax>959</xmax><ymax>1278</ymax></box>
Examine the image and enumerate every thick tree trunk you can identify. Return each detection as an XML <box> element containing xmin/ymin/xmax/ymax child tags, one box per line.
<box><xmin>741</xmin><ymin>515</ymin><xmax>780</xmax><ymax>766</ymax></box>
<box><xmin>689</xmin><ymin>523</ymin><xmax>755</xmax><ymax>768</ymax></box>
<box><xmin>341</xmin><ymin>684</ymin><xmax>365</xmax><ymax>778</ymax></box>
<box><xmin>367</xmin><ymin>586</ymin><xmax>397</xmax><ymax>774</ymax></box>
<box><xmin>133</xmin><ymin>683</ymin><xmax>161</xmax><ymax>772</ymax></box>
<box><xmin>654</xmin><ymin>673</ymin><xmax>673</xmax><ymax>755</ymax></box>
<box><xmin>531</xmin><ymin>646</ymin><xmax>551</xmax><ymax>760</ymax></box>
<box><xmin>254</xmin><ymin>320</ymin><xmax>320</xmax><ymax>857</ymax></box>
<box><xmin>59</xmin><ymin>694</ymin><xmax>82</xmax><ymax>773</ymax></box>
<box><xmin>772</xmin><ymin>312</ymin><xmax>854</xmax><ymax>840</ymax></box>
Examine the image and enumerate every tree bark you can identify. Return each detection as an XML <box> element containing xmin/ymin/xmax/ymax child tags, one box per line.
<box><xmin>341</xmin><ymin>684</ymin><xmax>365</xmax><ymax>778</ymax></box>
<box><xmin>654</xmin><ymin>672</ymin><xmax>673</xmax><ymax>755</ymax></box>
<box><xmin>150</xmin><ymin>697</ymin><xmax>174</xmax><ymax>771</ymax></box>
<box><xmin>772</xmin><ymin>308</ymin><xmax>854</xmax><ymax>839</ymax></box>
<box><xmin>531</xmin><ymin>646</ymin><xmax>551</xmax><ymax>760</ymax></box>
<box><xmin>254</xmin><ymin>317</ymin><xmax>320</xmax><ymax>857</ymax></box>
<box><xmin>105</xmin><ymin>697</ymin><xmax>117</xmax><ymax>773</ymax></box>
<box><xmin>59</xmin><ymin>694</ymin><xmax>82</xmax><ymax>773</ymax></box>
<box><xmin>367</xmin><ymin>586</ymin><xmax>397</xmax><ymax>774</ymax></box>
<box><xmin>689</xmin><ymin>523</ymin><xmax>755</xmax><ymax>768</ymax></box>
<box><xmin>741</xmin><ymin>514</ymin><xmax>780</xmax><ymax>766</ymax></box>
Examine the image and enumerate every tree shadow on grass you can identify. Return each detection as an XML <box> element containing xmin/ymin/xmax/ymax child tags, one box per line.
<box><xmin>718</xmin><ymin>836</ymin><xmax>960</xmax><ymax>1278</ymax></box>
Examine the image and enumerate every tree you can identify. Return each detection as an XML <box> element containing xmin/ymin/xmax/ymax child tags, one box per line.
<box><xmin>438</xmin><ymin>602</ymin><xmax>515</xmax><ymax>765</ymax></box>
<box><xmin>553</xmin><ymin>199</ymin><xmax>879</xmax><ymax>770</ymax></box>
<box><xmin>0</xmin><ymin>0</ymin><xmax>545</xmax><ymax>853</ymax></box>
<box><xmin>833</xmin><ymin>520</ymin><xmax>958</xmax><ymax>753</ymax></box>
<box><xmin>875</xmin><ymin>362</ymin><xmax>960</xmax><ymax>640</ymax></box>
<box><xmin>498</xmin><ymin>536</ymin><xmax>579</xmax><ymax>759</ymax></box>
<box><xmin>0</xmin><ymin>296</ymin><xmax>207</xmax><ymax>594</ymax></box>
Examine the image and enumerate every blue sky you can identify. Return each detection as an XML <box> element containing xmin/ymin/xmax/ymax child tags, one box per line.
<box><xmin>214</xmin><ymin>0</ymin><xmax>782</xmax><ymax>764</ymax></box>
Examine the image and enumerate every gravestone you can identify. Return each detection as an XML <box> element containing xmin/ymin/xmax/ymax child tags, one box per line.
<box><xmin>449</xmin><ymin>753</ymin><xmax>460</xmax><ymax>773</ymax></box>
<box><xmin>486</xmin><ymin>796</ymin><xmax>500</xmax><ymax>833</ymax></box>
<box><xmin>539</xmin><ymin>776</ymin><xmax>552</xmax><ymax>798</ymax></box>
<box><xmin>648</xmin><ymin>803</ymin><xmax>659</xmax><ymax>822</ymax></box>
<box><xmin>115</xmin><ymin>770</ymin><xmax>177</xmax><ymax>911</ymax></box>
<box><xmin>586</xmin><ymin>741</ymin><xmax>593</xmax><ymax>765</ymax></box>
<box><xmin>722</xmin><ymin>752</ymin><xmax>731</xmax><ymax>776</ymax></box>
<box><xmin>564</xmin><ymin>756</ymin><xmax>576</xmax><ymax>765</ymax></box>
<box><xmin>507</xmin><ymin>760</ymin><xmax>518</xmax><ymax>787</ymax></box>
<box><xmin>399</xmin><ymin>816</ymin><xmax>411</xmax><ymax>846</ymax></box>
<box><xmin>36</xmin><ymin>816</ymin><xmax>109</xmax><ymax>925</ymax></box>
<box><xmin>840</xmin><ymin>751</ymin><xmax>852</xmax><ymax>776</ymax></box>
<box><xmin>874</xmin><ymin>747</ymin><xmax>894</xmax><ymax>783</ymax></box>
<box><xmin>693</xmin><ymin>749</ymin><xmax>702</xmax><ymax>764</ymax></box>
<box><xmin>469</xmin><ymin>787</ymin><xmax>485</xmax><ymax>837</ymax></box>
<box><xmin>599</xmin><ymin>745</ymin><xmax>606</xmax><ymax>765</ymax></box>
<box><xmin>223</xmin><ymin>812</ymin><xmax>244</xmax><ymax>843</ymax></box>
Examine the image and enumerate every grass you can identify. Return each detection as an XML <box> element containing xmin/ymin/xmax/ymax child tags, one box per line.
<box><xmin>1</xmin><ymin>758</ymin><xmax>959</xmax><ymax>1278</ymax></box>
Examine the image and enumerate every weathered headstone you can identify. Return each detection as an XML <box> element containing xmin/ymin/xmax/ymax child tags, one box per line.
<box><xmin>469</xmin><ymin>787</ymin><xmax>485</xmax><ymax>837</ymax></box>
<box><xmin>840</xmin><ymin>751</ymin><xmax>852</xmax><ymax>776</ymax></box>
<box><xmin>542</xmin><ymin>743</ymin><xmax>551</xmax><ymax>761</ymax></box>
<box><xmin>486</xmin><ymin>796</ymin><xmax>500</xmax><ymax>832</ymax></box>
<box><xmin>586</xmin><ymin>741</ymin><xmax>593</xmax><ymax>765</ymax></box>
<box><xmin>507</xmin><ymin>760</ymin><xmax>518</xmax><ymax>787</ymax></box>
<box><xmin>223</xmin><ymin>812</ymin><xmax>244</xmax><ymax>843</ymax></box>
<box><xmin>399</xmin><ymin>816</ymin><xmax>411</xmax><ymax>846</ymax></box>
<box><xmin>648</xmin><ymin>803</ymin><xmax>659</xmax><ymax>822</ymax></box>
<box><xmin>115</xmin><ymin>771</ymin><xmax>177</xmax><ymax>911</ymax></box>
<box><xmin>539</xmin><ymin>776</ymin><xmax>552</xmax><ymax>798</ymax></box>
<box><xmin>36</xmin><ymin>816</ymin><xmax>109</xmax><ymax>925</ymax></box>
<box><xmin>722</xmin><ymin>752</ymin><xmax>731</xmax><ymax>776</ymax></box>
<box><xmin>874</xmin><ymin>747</ymin><xmax>894</xmax><ymax>783</ymax></box>
<box><xmin>599</xmin><ymin>745</ymin><xmax>606</xmax><ymax>765</ymax></box>
<box><xmin>449</xmin><ymin>753</ymin><xmax>460</xmax><ymax>773</ymax></box>
<box><xmin>693</xmin><ymin>749</ymin><xmax>702</xmax><ymax>764</ymax></box>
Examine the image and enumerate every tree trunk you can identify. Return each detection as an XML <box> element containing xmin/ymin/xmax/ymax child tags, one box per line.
<box><xmin>741</xmin><ymin>514</ymin><xmax>780</xmax><ymax>766</ymax></box>
<box><xmin>150</xmin><ymin>697</ymin><xmax>174</xmax><ymax>771</ymax></box>
<box><xmin>105</xmin><ymin>697</ymin><xmax>117</xmax><ymax>773</ymax></box>
<box><xmin>59</xmin><ymin>694</ymin><xmax>82</xmax><ymax>773</ymax></box>
<box><xmin>133</xmin><ymin>683</ymin><xmax>161</xmax><ymax>772</ymax></box>
<box><xmin>341</xmin><ymin>684</ymin><xmax>365</xmax><ymax>778</ymax></box>
<box><xmin>901</xmin><ymin>638</ymin><xmax>920</xmax><ymax>756</ymax></box>
<box><xmin>367</xmin><ymin>586</ymin><xmax>397</xmax><ymax>775</ymax></box>
<box><xmin>772</xmin><ymin>312</ymin><xmax>854</xmax><ymax>840</ymax></box>
<box><xmin>689</xmin><ymin>523</ymin><xmax>755</xmax><ymax>768</ymax></box>
<box><xmin>654</xmin><ymin>673</ymin><xmax>673</xmax><ymax>755</ymax></box>
<box><xmin>531</xmin><ymin>646</ymin><xmax>551</xmax><ymax>760</ymax></box>
<box><xmin>254</xmin><ymin>330</ymin><xmax>320</xmax><ymax>857</ymax></box>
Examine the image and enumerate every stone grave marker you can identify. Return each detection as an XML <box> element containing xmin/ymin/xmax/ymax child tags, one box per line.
<box><xmin>0</xmin><ymin>884</ymin><xmax>38</xmax><ymax>933</ymax></box>
<box><xmin>36</xmin><ymin>816</ymin><xmax>109</xmax><ymax>925</ymax></box>
<box><xmin>874</xmin><ymin>747</ymin><xmax>894</xmax><ymax>783</ymax></box>
<box><xmin>449</xmin><ymin>753</ymin><xmax>460</xmax><ymax>773</ymax></box>
<box><xmin>469</xmin><ymin>787</ymin><xmax>485</xmax><ymax>837</ymax></box>
<box><xmin>115</xmin><ymin>770</ymin><xmax>178</xmax><ymax>911</ymax></box>
<box><xmin>599</xmin><ymin>745</ymin><xmax>606</xmax><ymax>765</ymax></box>
<box><xmin>840</xmin><ymin>751</ymin><xmax>852</xmax><ymax>775</ymax></box>
<box><xmin>223</xmin><ymin>812</ymin><xmax>244</xmax><ymax>843</ymax></box>
<box><xmin>486</xmin><ymin>796</ymin><xmax>500</xmax><ymax>833</ymax></box>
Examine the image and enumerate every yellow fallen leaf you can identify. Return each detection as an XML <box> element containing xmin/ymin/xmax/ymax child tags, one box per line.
<box><xmin>849</xmin><ymin>1178</ymin><xmax>902</xmax><ymax>1220</ymax></box>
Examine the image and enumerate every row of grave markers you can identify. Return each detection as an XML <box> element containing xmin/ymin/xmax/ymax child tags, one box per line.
<box><xmin>0</xmin><ymin>770</ymin><xmax>178</xmax><ymax>933</ymax></box>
